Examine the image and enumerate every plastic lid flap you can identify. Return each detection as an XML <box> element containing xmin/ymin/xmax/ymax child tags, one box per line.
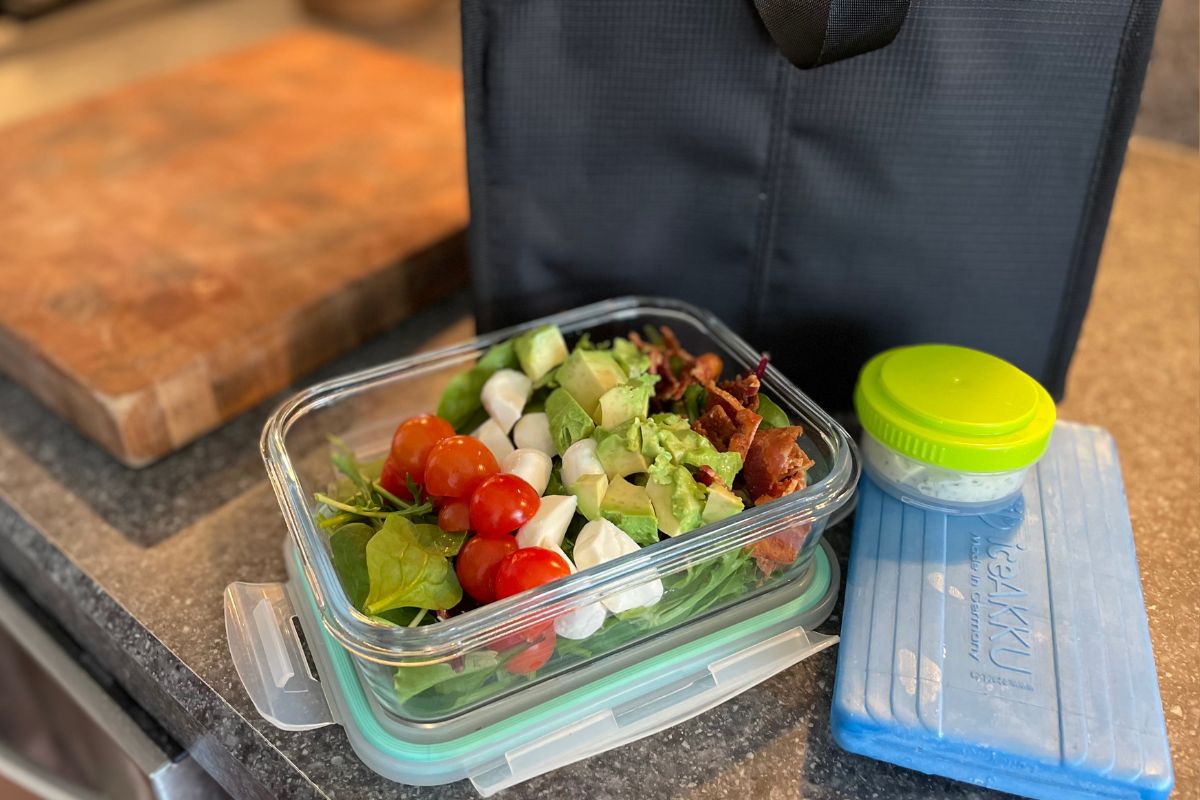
<box><xmin>225</xmin><ymin>582</ymin><xmax>335</xmax><ymax>731</ymax></box>
<box><xmin>469</xmin><ymin>626</ymin><xmax>836</xmax><ymax>796</ymax></box>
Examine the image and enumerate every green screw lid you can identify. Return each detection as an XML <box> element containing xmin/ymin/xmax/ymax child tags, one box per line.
<box><xmin>853</xmin><ymin>344</ymin><xmax>1056</xmax><ymax>473</ymax></box>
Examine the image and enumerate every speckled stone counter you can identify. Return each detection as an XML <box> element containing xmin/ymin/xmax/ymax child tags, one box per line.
<box><xmin>0</xmin><ymin>139</ymin><xmax>1195</xmax><ymax>800</ymax></box>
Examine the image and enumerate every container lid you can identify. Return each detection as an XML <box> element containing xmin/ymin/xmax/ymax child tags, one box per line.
<box><xmin>831</xmin><ymin>422</ymin><xmax>1173</xmax><ymax>800</ymax></box>
<box><xmin>854</xmin><ymin>344</ymin><xmax>1055</xmax><ymax>472</ymax></box>
<box><xmin>227</xmin><ymin>541</ymin><xmax>839</xmax><ymax>796</ymax></box>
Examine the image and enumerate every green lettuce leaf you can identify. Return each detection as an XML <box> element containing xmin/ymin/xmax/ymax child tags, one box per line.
<box><xmin>757</xmin><ymin>393</ymin><xmax>790</xmax><ymax>429</ymax></box>
<box><xmin>364</xmin><ymin>516</ymin><xmax>462</xmax><ymax>614</ymax></box>
<box><xmin>329</xmin><ymin>523</ymin><xmax>375</xmax><ymax>610</ymax></box>
<box><xmin>680</xmin><ymin>384</ymin><xmax>707</xmax><ymax>422</ymax></box>
<box><xmin>410</xmin><ymin>524</ymin><xmax>468</xmax><ymax>557</ymax></box>
<box><xmin>393</xmin><ymin>651</ymin><xmax>501</xmax><ymax>703</ymax></box>
<box><xmin>436</xmin><ymin>341</ymin><xmax>519</xmax><ymax>432</ymax></box>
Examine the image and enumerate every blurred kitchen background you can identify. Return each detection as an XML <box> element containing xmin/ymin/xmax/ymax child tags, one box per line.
<box><xmin>0</xmin><ymin>0</ymin><xmax>1195</xmax><ymax>146</ymax></box>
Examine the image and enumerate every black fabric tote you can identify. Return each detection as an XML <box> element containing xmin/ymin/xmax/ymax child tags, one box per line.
<box><xmin>460</xmin><ymin>0</ymin><xmax>1160</xmax><ymax>409</ymax></box>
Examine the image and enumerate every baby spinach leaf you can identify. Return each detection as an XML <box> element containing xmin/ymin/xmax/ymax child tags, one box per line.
<box><xmin>329</xmin><ymin>523</ymin><xmax>375</xmax><ymax>610</ymax></box>
<box><xmin>411</xmin><ymin>524</ymin><xmax>468</xmax><ymax>557</ymax></box>
<box><xmin>437</xmin><ymin>341</ymin><xmax>519</xmax><ymax>432</ymax></box>
<box><xmin>372</xmin><ymin>607</ymin><xmax>424</xmax><ymax>626</ymax></box>
<box><xmin>328</xmin><ymin>437</ymin><xmax>381</xmax><ymax>505</ymax></box>
<box><xmin>441</xmin><ymin>670</ymin><xmax>527</xmax><ymax>711</ymax></box>
<box><xmin>392</xmin><ymin>651</ymin><xmax>502</xmax><ymax>703</ymax></box>
<box><xmin>543</xmin><ymin>464</ymin><xmax>566</xmax><ymax>498</ymax></box>
<box><xmin>364</xmin><ymin>516</ymin><xmax>462</xmax><ymax>614</ymax></box>
<box><xmin>478</xmin><ymin>339</ymin><xmax>518</xmax><ymax>372</ymax></box>
<box><xmin>680</xmin><ymin>384</ymin><xmax>707</xmax><ymax>422</ymax></box>
<box><xmin>757</xmin><ymin>394</ymin><xmax>790</xmax><ymax>430</ymax></box>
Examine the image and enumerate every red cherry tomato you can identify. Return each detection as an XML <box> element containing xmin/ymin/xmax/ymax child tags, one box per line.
<box><xmin>437</xmin><ymin>500</ymin><xmax>471</xmax><ymax>533</ymax></box>
<box><xmin>455</xmin><ymin>534</ymin><xmax>518</xmax><ymax>604</ymax></box>
<box><xmin>469</xmin><ymin>474</ymin><xmax>541</xmax><ymax>537</ymax></box>
<box><xmin>488</xmin><ymin>621</ymin><xmax>553</xmax><ymax>653</ymax></box>
<box><xmin>390</xmin><ymin>415</ymin><xmax>454</xmax><ymax>480</ymax></box>
<box><xmin>424</xmin><ymin>436</ymin><xmax>499</xmax><ymax>499</ymax></box>
<box><xmin>493</xmin><ymin>547</ymin><xmax>572</xmax><ymax>600</ymax></box>
<box><xmin>503</xmin><ymin>629</ymin><xmax>556</xmax><ymax>674</ymax></box>
<box><xmin>378</xmin><ymin>458</ymin><xmax>413</xmax><ymax>501</ymax></box>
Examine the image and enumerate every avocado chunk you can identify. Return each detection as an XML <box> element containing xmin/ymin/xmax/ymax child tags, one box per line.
<box><xmin>702</xmin><ymin>482</ymin><xmax>745</xmax><ymax>525</ymax></box>
<box><xmin>611</xmin><ymin>337</ymin><xmax>650</xmax><ymax>378</ymax></box>
<box><xmin>680</xmin><ymin>450</ymin><xmax>742</xmax><ymax>490</ymax></box>
<box><xmin>634</xmin><ymin>414</ymin><xmax>743</xmax><ymax>487</ymax></box>
<box><xmin>595</xmin><ymin>422</ymin><xmax>651</xmax><ymax>477</ymax></box>
<box><xmin>514</xmin><ymin>324</ymin><xmax>569</xmax><ymax>381</ymax></box>
<box><xmin>556</xmin><ymin>350</ymin><xmax>627</xmax><ymax>416</ymax></box>
<box><xmin>600</xmin><ymin>476</ymin><xmax>658</xmax><ymax>546</ymax></box>
<box><xmin>569</xmin><ymin>473</ymin><xmax>609</xmax><ymax>521</ymax></box>
<box><xmin>596</xmin><ymin>374</ymin><xmax>657</xmax><ymax>428</ymax></box>
<box><xmin>545</xmin><ymin>388</ymin><xmax>596</xmax><ymax>455</ymax></box>
<box><xmin>646</xmin><ymin>462</ymin><xmax>706</xmax><ymax>537</ymax></box>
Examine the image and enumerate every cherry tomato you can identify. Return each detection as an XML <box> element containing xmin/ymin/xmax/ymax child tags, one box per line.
<box><xmin>378</xmin><ymin>458</ymin><xmax>413</xmax><ymax>501</ymax></box>
<box><xmin>455</xmin><ymin>534</ymin><xmax>518</xmax><ymax>604</ymax></box>
<box><xmin>493</xmin><ymin>547</ymin><xmax>572</xmax><ymax>600</ymax></box>
<box><xmin>424</xmin><ymin>436</ymin><xmax>499</xmax><ymax>498</ymax></box>
<box><xmin>390</xmin><ymin>415</ymin><xmax>454</xmax><ymax>480</ymax></box>
<box><xmin>488</xmin><ymin>621</ymin><xmax>553</xmax><ymax>653</ymax></box>
<box><xmin>469</xmin><ymin>474</ymin><xmax>540</xmax><ymax>537</ymax></box>
<box><xmin>503</xmin><ymin>629</ymin><xmax>556</xmax><ymax>674</ymax></box>
<box><xmin>437</xmin><ymin>500</ymin><xmax>471</xmax><ymax>533</ymax></box>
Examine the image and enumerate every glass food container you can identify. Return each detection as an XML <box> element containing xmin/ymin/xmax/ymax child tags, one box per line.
<box><xmin>256</xmin><ymin>297</ymin><xmax>858</xmax><ymax>724</ymax></box>
<box><xmin>853</xmin><ymin>343</ymin><xmax>1056</xmax><ymax>514</ymax></box>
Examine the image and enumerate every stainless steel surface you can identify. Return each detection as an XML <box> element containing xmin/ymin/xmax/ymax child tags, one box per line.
<box><xmin>0</xmin><ymin>582</ymin><xmax>230</xmax><ymax>799</ymax></box>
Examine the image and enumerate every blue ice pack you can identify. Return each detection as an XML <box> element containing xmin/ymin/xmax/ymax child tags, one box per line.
<box><xmin>832</xmin><ymin>422</ymin><xmax>1173</xmax><ymax>799</ymax></box>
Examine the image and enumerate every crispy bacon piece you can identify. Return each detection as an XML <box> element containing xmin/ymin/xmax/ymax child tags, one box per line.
<box><xmin>717</xmin><ymin>372</ymin><xmax>760</xmax><ymax>412</ymax></box>
<box><xmin>692</xmin><ymin>380</ymin><xmax>762</xmax><ymax>459</ymax></box>
<box><xmin>691</xmin><ymin>353</ymin><xmax>724</xmax><ymax>385</ymax></box>
<box><xmin>631</xmin><ymin>327</ymin><xmax>724</xmax><ymax>404</ymax></box>
<box><xmin>748</xmin><ymin>522</ymin><xmax>813</xmax><ymax>576</ymax></box>
<box><xmin>743</xmin><ymin>426</ymin><xmax>814</xmax><ymax>506</ymax></box>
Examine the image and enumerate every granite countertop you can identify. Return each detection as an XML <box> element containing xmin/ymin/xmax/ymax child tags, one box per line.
<box><xmin>0</xmin><ymin>139</ymin><xmax>1195</xmax><ymax>800</ymax></box>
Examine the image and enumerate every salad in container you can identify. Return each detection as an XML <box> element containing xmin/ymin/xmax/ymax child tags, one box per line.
<box><xmin>250</xmin><ymin>298</ymin><xmax>858</xmax><ymax>727</ymax></box>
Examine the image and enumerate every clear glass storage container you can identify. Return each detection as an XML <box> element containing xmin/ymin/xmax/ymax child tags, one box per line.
<box><xmin>260</xmin><ymin>297</ymin><xmax>858</xmax><ymax>723</ymax></box>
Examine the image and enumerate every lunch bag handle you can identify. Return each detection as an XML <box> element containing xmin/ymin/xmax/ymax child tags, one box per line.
<box><xmin>752</xmin><ymin>0</ymin><xmax>910</xmax><ymax>67</ymax></box>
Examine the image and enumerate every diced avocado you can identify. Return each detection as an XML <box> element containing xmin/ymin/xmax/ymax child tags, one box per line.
<box><xmin>600</xmin><ymin>476</ymin><xmax>658</xmax><ymax>546</ymax></box>
<box><xmin>556</xmin><ymin>350</ymin><xmax>627</xmax><ymax>415</ymax></box>
<box><xmin>596</xmin><ymin>374</ymin><xmax>657</xmax><ymax>428</ymax></box>
<box><xmin>612</xmin><ymin>337</ymin><xmax>650</xmax><ymax>377</ymax></box>
<box><xmin>645</xmin><ymin>464</ymin><xmax>706</xmax><ymax>537</ymax></box>
<box><xmin>595</xmin><ymin>422</ymin><xmax>650</xmax><ymax>477</ymax></box>
<box><xmin>569</xmin><ymin>473</ymin><xmax>609</xmax><ymax>521</ymax></box>
<box><xmin>514</xmin><ymin>324</ymin><xmax>569</xmax><ymax>381</ymax></box>
<box><xmin>702</xmin><ymin>482</ymin><xmax>744</xmax><ymax>525</ymax></box>
<box><xmin>633</xmin><ymin>414</ymin><xmax>743</xmax><ymax>487</ymax></box>
<box><xmin>680</xmin><ymin>450</ymin><xmax>742</xmax><ymax>489</ymax></box>
<box><xmin>545</xmin><ymin>388</ymin><xmax>595</xmax><ymax>455</ymax></box>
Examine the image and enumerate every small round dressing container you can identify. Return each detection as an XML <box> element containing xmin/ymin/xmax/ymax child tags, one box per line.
<box><xmin>853</xmin><ymin>344</ymin><xmax>1056</xmax><ymax>514</ymax></box>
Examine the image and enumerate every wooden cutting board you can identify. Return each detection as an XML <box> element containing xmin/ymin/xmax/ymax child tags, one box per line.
<box><xmin>0</xmin><ymin>30</ymin><xmax>469</xmax><ymax>467</ymax></box>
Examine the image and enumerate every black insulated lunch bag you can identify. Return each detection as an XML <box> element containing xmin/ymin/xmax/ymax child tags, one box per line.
<box><xmin>460</xmin><ymin>0</ymin><xmax>1161</xmax><ymax>409</ymax></box>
